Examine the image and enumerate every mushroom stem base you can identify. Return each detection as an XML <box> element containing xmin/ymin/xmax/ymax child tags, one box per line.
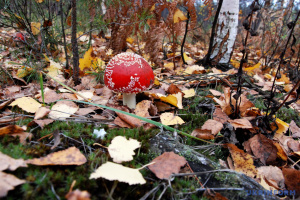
<box><xmin>123</xmin><ymin>93</ymin><xmax>136</xmax><ymax>109</ymax></box>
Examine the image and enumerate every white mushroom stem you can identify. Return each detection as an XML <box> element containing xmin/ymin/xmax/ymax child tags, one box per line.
<box><xmin>123</xmin><ymin>93</ymin><xmax>136</xmax><ymax>109</ymax></box>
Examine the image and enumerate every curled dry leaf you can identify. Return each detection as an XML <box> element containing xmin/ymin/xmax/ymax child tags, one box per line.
<box><xmin>49</xmin><ymin>101</ymin><xmax>79</xmax><ymax>120</ymax></box>
<box><xmin>0</xmin><ymin>125</ymin><xmax>24</xmax><ymax>136</ymax></box>
<box><xmin>108</xmin><ymin>136</ymin><xmax>141</xmax><ymax>163</ymax></box>
<box><xmin>225</xmin><ymin>143</ymin><xmax>257</xmax><ymax>178</ymax></box>
<box><xmin>191</xmin><ymin>129</ymin><xmax>214</xmax><ymax>140</ymax></box>
<box><xmin>10</xmin><ymin>97</ymin><xmax>41</xmax><ymax>113</ymax></box>
<box><xmin>90</xmin><ymin>162</ymin><xmax>146</xmax><ymax>185</ymax></box>
<box><xmin>135</xmin><ymin>100</ymin><xmax>152</xmax><ymax>118</ymax></box>
<box><xmin>0</xmin><ymin>172</ymin><xmax>26</xmax><ymax>198</ymax></box>
<box><xmin>290</xmin><ymin>120</ymin><xmax>300</xmax><ymax>138</ymax></box>
<box><xmin>0</xmin><ymin>152</ymin><xmax>27</xmax><ymax>171</ymax></box>
<box><xmin>26</xmin><ymin>147</ymin><xmax>87</xmax><ymax>166</ymax></box>
<box><xmin>160</xmin><ymin>112</ymin><xmax>185</xmax><ymax>126</ymax></box>
<box><xmin>201</xmin><ymin>119</ymin><xmax>223</xmax><ymax>136</ymax></box>
<box><xmin>243</xmin><ymin>134</ymin><xmax>277</xmax><ymax>165</ymax></box>
<box><xmin>257</xmin><ymin>166</ymin><xmax>284</xmax><ymax>190</ymax></box>
<box><xmin>148</xmin><ymin>152</ymin><xmax>187</xmax><ymax>179</ymax></box>
<box><xmin>228</xmin><ymin>118</ymin><xmax>253</xmax><ymax>129</ymax></box>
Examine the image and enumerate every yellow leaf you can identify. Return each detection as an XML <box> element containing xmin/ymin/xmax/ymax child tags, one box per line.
<box><xmin>31</xmin><ymin>22</ymin><xmax>41</xmax><ymax>35</ymax></box>
<box><xmin>183</xmin><ymin>52</ymin><xmax>194</xmax><ymax>64</ymax></box>
<box><xmin>10</xmin><ymin>97</ymin><xmax>41</xmax><ymax>113</ymax></box>
<box><xmin>45</xmin><ymin>60</ymin><xmax>63</xmax><ymax>77</ymax></box>
<box><xmin>36</xmin><ymin>0</ymin><xmax>44</xmax><ymax>2</ymax></box>
<box><xmin>160</xmin><ymin>112</ymin><xmax>185</xmax><ymax>126</ymax></box>
<box><xmin>230</xmin><ymin>59</ymin><xmax>240</xmax><ymax>69</ymax></box>
<box><xmin>244</xmin><ymin>63</ymin><xmax>261</xmax><ymax>75</ymax></box>
<box><xmin>173</xmin><ymin>9</ymin><xmax>187</xmax><ymax>23</ymax></box>
<box><xmin>126</xmin><ymin>37</ymin><xmax>134</xmax><ymax>44</ymax></box>
<box><xmin>154</xmin><ymin>78</ymin><xmax>160</xmax><ymax>86</ymax></box>
<box><xmin>16</xmin><ymin>66</ymin><xmax>31</xmax><ymax>78</ymax></box>
<box><xmin>274</xmin><ymin>118</ymin><xmax>289</xmax><ymax>134</ymax></box>
<box><xmin>150</xmin><ymin>4</ymin><xmax>155</xmax><ymax>11</ymax></box>
<box><xmin>90</xmin><ymin>162</ymin><xmax>146</xmax><ymax>185</ymax></box>
<box><xmin>164</xmin><ymin>62</ymin><xmax>174</xmax><ymax>70</ymax></box>
<box><xmin>43</xmin><ymin>54</ymin><xmax>50</xmax><ymax>63</ymax></box>
<box><xmin>79</xmin><ymin>47</ymin><xmax>98</xmax><ymax>71</ymax></box>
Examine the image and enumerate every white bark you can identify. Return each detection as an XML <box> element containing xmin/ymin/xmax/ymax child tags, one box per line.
<box><xmin>123</xmin><ymin>93</ymin><xmax>136</xmax><ymax>109</ymax></box>
<box><xmin>210</xmin><ymin>0</ymin><xmax>239</xmax><ymax>64</ymax></box>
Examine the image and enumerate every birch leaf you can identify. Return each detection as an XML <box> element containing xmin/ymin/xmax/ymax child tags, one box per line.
<box><xmin>108</xmin><ymin>136</ymin><xmax>141</xmax><ymax>163</ymax></box>
<box><xmin>89</xmin><ymin>162</ymin><xmax>146</xmax><ymax>185</ymax></box>
<box><xmin>10</xmin><ymin>97</ymin><xmax>41</xmax><ymax>113</ymax></box>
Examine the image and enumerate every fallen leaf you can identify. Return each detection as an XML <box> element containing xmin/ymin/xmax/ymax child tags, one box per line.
<box><xmin>75</xmin><ymin>90</ymin><xmax>94</xmax><ymax>100</ymax></box>
<box><xmin>282</xmin><ymin>168</ymin><xmax>300</xmax><ymax>197</ymax></box>
<box><xmin>160</xmin><ymin>112</ymin><xmax>185</xmax><ymax>126</ymax></box>
<box><xmin>39</xmin><ymin>89</ymin><xmax>61</xmax><ymax>103</ymax></box>
<box><xmin>0</xmin><ymin>125</ymin><xmax>24</xmax><ymax>136</ymax></box>
<box><xmin>108</xmin><ymin>136</ymin><xmax>140</xmax><ymax>163</ymax></box>
<box><xmin>228</xmin><ymin>118</ymin><xmax>253</xmax><ymax>129</ymax></box>
<box><xmin>90</xmin><ymin>162</ymin><xmax>146</xmax><ymax>185</ymax></box>
<box><xmin>213</xmin><ymin>107</ymin><xmax>229</xmax><ymax>124</ymax></box>
<box><xmin>257</xmin><ymin>166</ymin><xmax>284</xmax><ymax>190</ymax></box>
<box><xmin>10</xmin><ymin>97</ymin><xmax>41</xmax><ymax>113</ymax></box>
<box><xmin>209</xmin><ymin>89</ymin><xmax>222</xmax><ymax>96</ymax></box>
<box><xmin>75</xmin><ymin>108</ymin><xmax>96</xmax><ymax>116</ymax></box>
<box><xmin>0</xmin><ymin>152</ymin><xmax>27</xmax><ymax>171</ymax></box>
<box><xmin>45</xmin><ymin>60</ymin><xmax>63</xmax><ymax>78</ymax></box>
<box><xmin>135</xmin><ymin>100</ymin><xmax>152</xmax><ymax>118</ymax></box>
<box><xmin>191</xmin><ymin>129</ymin><xmax>214</xmax><ymax>140</ymax></box>
<box><xmin>0</xmin><ymin>172</ymin><xmax>26</xmax><ymax>198</ymax></box>
<box><xmin>182</xmin><ymin>89</ymin><xmax>195</xmax><ymax>98</ymax></box>
<box><xmin>49</xmin><ymin>101</ymin><xmax>79</xmax><ymax>120</ymax></box>
<box><xmin>114</xmin><ymin>117</ymin><xmax>132</xmax><ymax>128</ymax></box>
<box><xmin>184</xmin><ymin>65</ymin><xmax>205</xmax><ymax>74</ymax></box>
<box><xmin>290</xmin><ymin>120</ymin><xmax>300</xmax><ymax>138</ymax></box>
<box><xmin>26</xmin><ymin>147</ymin><xmax>87</xmax><ymax>165</ymax></box>
<box><xmin>243</xmin><ymin>134</ymin><xmax>277</xmax><ymax>165</ymax></box>
<box><xmin>271</xmin><ymin>118</ymin><xmax>289</xmax><ymax>134</ymax></box>
<box><xmin>201</xmin><ymin>119</ymin><xmax>223</xmax><ymax>136</ymax></box>
<box><xmin>225</xmin><ymin>143</ymin><xmax>257</xmax><ymax>178</ymax></box>
<box><xmin>34</xmin><ymin>107</ymin><xmax>50</xmax><ymax>120</ymax></box>
<box><xmin>33</xmin><ymin>119</ymin><xmax>54</xmax><ymax>129</ymax></box>
<box><xmin>148</xmin><ymin>152</ymin><xmax>187</xmax><ymax>179</ymax></box>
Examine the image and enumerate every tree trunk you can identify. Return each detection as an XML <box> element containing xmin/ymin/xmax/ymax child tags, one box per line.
<box><xmin>71</xmin><ymin>0</ymin><xmax>80</xmax><ymax>85</ymax></box>
<box><xmin>209</xmin><ymin>0</ymin><xmax>240</xmax><ymax>64</ymax></box>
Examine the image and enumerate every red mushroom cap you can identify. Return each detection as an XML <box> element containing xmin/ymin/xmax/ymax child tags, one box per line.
<box><xmin>15</xmin><ymin>32</ymin><xmax>25</xmax><ymax>42</ymax></box>
<box><xmin>104</xmin><ymin>52</ymin><xmax>155</xmax><ymax>93</ymax></box>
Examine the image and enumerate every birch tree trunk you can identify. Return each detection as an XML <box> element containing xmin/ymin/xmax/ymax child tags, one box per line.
<box><xmin>210</xmin><ymin>0</ymin><xmax>239</xmax><ymax>64</ymax></box>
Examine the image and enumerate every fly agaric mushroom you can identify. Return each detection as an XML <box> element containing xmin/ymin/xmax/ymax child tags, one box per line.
<box><xmin>15</xmin><ymin>32</ymin><xmax>25</xmax><ymax>42</ymax></box>
<box><xmin>104</xmin><ymin>52</ymin><xmax>154</xmax><ymax>109</ymax></box>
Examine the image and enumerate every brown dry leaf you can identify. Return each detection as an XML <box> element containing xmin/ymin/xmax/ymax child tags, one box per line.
<box><xmin>273</xmin><ymin>142</ymin><xmax>288</xmax><ymax>161</ymax></box>
<box><xmin>191</xmin><ymin>129</ymin><xmax>214</xmax><ymax>140</ymax></box>
<box><xmin>114</xmin><ymin>117</ymin><xmax>132</xmax><ymax>128</ymax></box>
<box><xmin>0</xmin><ymin>171</ymin><xmax>26</xmax><ymax>198</ymax></box>
<box><xmin>154</xmin><ymin>102</ymin><xmax>173</xmax><ymax>112</ymax></box>
<box><xmin>225</xmin><ymin>143</ymin><xmax>257</xmax><ymax>178</ymax></box>
<box><xmin>26</xmin><ymin>147</ymin><xmax>87</xmax><ymax>166</ymax></box>
<box><xmin>209</xmin><ymin>89</ymin><xmax>222</xmax><ymax>96</ymax></box>
<box><xmin>135</xmin><ymin>100</ymin><xmax>152</xmax><ymax>118</ymax></box>
<box><xmin>108</xmin><ymin>136</ymin><xmax>140</xmax><ymax>163</ymax></box>
<box><xmin>203</xmin><ymin>189</ymin><xmax>228</xmax><ymax>200</ymax></box>
<box><xmin>282</xmin><ymin>168</ymin><xmax>300</xmax><ymax>197</ymax></box>
<box><xmin>0</xmin><ymin>99</ymin><xmax>14</xmax><ymax>110</ymax></box>
<box><xmin>34</xmin><ymin>107</ymin><xmax>50</xmax><ymax>120</ymax></box>
<box><xmin>243</xmin><ymin>134</ymin><xmax>277</xmax><ymax>165</ymax></box>
<box><xmin>0</xmin><ymin>125</ymin><xmax>24</xmax><ymax>136</ymax></box>
<box><xmin>167</xmin><ymin>84</ymin><xmax>182</xmax><ymax>95</ymax></box>
<box><xmin>39</xmin><ymin>89</ymin><xmax>61</xmax><ymax>103</ymax></box>
<box><xmin>90</xmin><ymin>162</ymin><xmax>146</xmax><ymax>185</ymax></box>
<box><xmin>49</xmin><ymin>101</ymin><xmax>79</xmax><ymax>120</ymax></box>
<box><xmin>239</xmin><ymin>94</ymin><xmax>255</xmax><ymax>116</ymax></box>
<box><xmin>116</xmin><ymin>112</ymin><xmax>143</xmax><ymax>127</ymax></box>
<box><xmin>0</xmin><ymin>152</ymin><xmax>27</xmax><ymax>171</ymax></box>
<box><xmin>11</xmin><ymin>132</ymin><xmax>32</xmax><ymax>144</ymax></box>
<box><xmin>10</xmin><ymin>97</ymin><xmax>41</xmax><ymax>113</ymax></box>
<box><xmin>65</xmin><ymin>189</ymin><xmax>91</xmax><ymax>200</ymax></box>
<box><xmin>75</xmin><ymin>90</ymin><xmax>94</xmax><ymax>101</ymax></box>
<box><xmin>213</xmin><ymin>107</ymin><xmax>229</xmax><ymax>124</ymax></box>
<box><xmin>160</xmin><ymin>112</ymin><xmax>185</xmax><ymax>126</ymax></box>
<box><xmin>33</xmin><ymin>119</ymin><xmax>54</xmax><ymax>129</ymax></box>
<box><xmin>148</xmin><ymin>152</ymin><xmax>187</xmax><ymax>179</ymax></box>
<box><xmin>75</xmin><ymin>108</ymin><xmax>96</xmax><ymax>116</ymax></box>
<box><xmin>290</xmin><ymin>120</ymin><xmax>300</xmax><ymax>138</ymax></box>
<box><xmin>228</xmin><ymin>118</ymin><xmax>253</xmax><ymax>129</ymax></box>
<box><xmin>257</xmin><ymin>166</ymin><xmax>284</xmax><ymax>190</ymax></box>
<box><xmin>201</xmin><ymin>119</ymin><xmax>223</xmax><ymax>136</ymax></box>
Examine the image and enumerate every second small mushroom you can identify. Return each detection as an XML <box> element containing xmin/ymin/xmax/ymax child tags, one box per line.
<box><xmin>104</xmin><ymin>52</ymin><xmax>154</xmax><ymax>109</ymax></box>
